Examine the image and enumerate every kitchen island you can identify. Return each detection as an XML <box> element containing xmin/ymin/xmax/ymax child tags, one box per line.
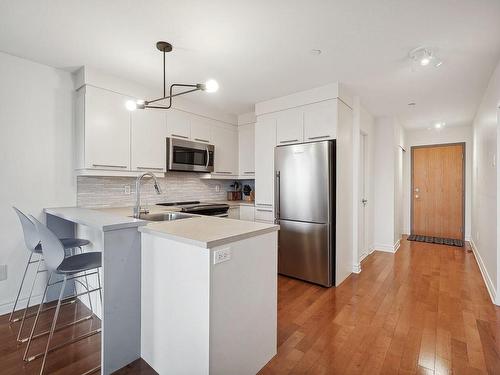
<box><xmin>43</xmin><ymin>206</ymin><xmax>279</xmax><ymax>375</ymax></box>
<box><xmin>140</xmin><ymin>216</ymin><xmax>279</xmax><ymax>375</ymax></box>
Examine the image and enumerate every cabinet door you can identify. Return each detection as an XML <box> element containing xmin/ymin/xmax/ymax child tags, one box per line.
<box><xmin>211</xmin><ymin>124</ymin><xmax>238</xmax><ymax>175</ymax></box>
<box><xmin>84</xmin><ymin>86</ymin><xmax>131</xmax><ymax>170</ymax></box>
<box><xmin>238</xmin><ymin>123</ymin><xmax>255</xmax><ymax>176</ymax></box>
<box><xmin>255</xmin><ymin>116</ymin><xmax>276</xmax><ymax>206</ymax></box>
<box><xmin>166</xmin><ymin>109</ymin><xmax>190</xmax><ymax>140</ymax></box>
<box><xmin>276</xmin><ymin>108</ymin><xmax>303</xmax><ymax>145</ymax></box>
<box><xmin>190</xmin><ymin>115</ymin><xmax>212</xmax><ymax>144</ymax></box>
<box><xmin>228</xmin><ymin>206</ymin><xmax>240</xmax><ymax>219</ymax></box>
<box><xmin>131</xmin><ymin>110</ymin><xmax>167</xmax><ymax>172</ymax></box>
<box><xmin>240</xmin><ymin>205</ymin><xmax>255</xmax><ymax>221</ymax></box>
<box><xmin>304</xmin><ymin>99</ymin><xmax>337</xmax><ymax>142</ymax></box>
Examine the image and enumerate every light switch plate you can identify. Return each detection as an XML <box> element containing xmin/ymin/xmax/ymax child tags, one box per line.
<box><xmin>214</xmin><ymin>247</ymin><xmax>231</xmax><ymax>264</ymax></box>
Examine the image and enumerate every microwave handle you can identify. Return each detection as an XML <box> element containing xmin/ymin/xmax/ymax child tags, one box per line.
<box><xmin>205</xmin><ymin>146</ymin><xmax>210</xmax><ymax>169</ymax></box>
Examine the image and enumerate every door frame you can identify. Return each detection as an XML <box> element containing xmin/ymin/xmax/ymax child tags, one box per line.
<box><xmin>410</xmin><ymin>142</ymin><xmax>466</xmax><ymax>240</ymax></box>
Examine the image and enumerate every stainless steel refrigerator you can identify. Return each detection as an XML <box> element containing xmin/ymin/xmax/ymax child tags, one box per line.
<box><xmin>275</xmin><ymin>140</ymin><xmax>336</xmax><ymax>287</ymax></box>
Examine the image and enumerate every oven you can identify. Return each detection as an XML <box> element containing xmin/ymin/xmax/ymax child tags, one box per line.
<box><xmin>167</xmin><ymin>137</ymin><xmax>215</xmax><ymax>173</ymax></box>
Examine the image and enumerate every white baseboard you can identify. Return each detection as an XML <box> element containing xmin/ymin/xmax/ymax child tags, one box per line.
<box><xmin>470</xmin><ymin>239</ymin><xmax>498</xmax><ymax>306</ymax></box>
<box><xmin>393</xmin><ymin>239</ymin><xmax>401</xmax><ymax>252</ymax></box>
<box><xmin>0</xmin><ymin>293</ymin><xmax>44</xmax><ymax>317</ymax></box>
<box><xmin>373</xmin><ymin>243</ymin><xmax>395</xmax><ymax>253</ymax></box>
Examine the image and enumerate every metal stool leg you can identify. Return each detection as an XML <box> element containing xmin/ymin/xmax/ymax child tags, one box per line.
<box><xmin>16</xmin><ymin>255</ymin><xmax>43</xmax><ymax>341</ymax></box>
<box><xmin>39</xmin><ymin>275</ymin><xmax>67</xmax><ymax>375</ymax></box>
<box><xmin>9</xmin><ymin>252</ymin><xmax>34</xmax><ymax>322</ymax></box>
<box><xmin>79</xmin><ymin>246</ymin><xmax>94</xmax><ymax>315</ymax></box>
<box><xmin>23</xmin><ymin>272</ymin><xmax>52</xmax><ymax>361</ymax></box>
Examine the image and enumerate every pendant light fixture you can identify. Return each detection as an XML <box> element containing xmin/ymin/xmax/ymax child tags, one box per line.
<box><xmin>126</xmin><ymin>41</ymin><xmax>218</xmax><ymax>111</ymax></box>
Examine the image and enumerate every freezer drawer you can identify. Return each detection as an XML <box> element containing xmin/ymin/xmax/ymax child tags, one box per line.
<box><xmin>278</xmin><ymin>220</ymin><xmax>333</xmax><ymax>287</ymax></box>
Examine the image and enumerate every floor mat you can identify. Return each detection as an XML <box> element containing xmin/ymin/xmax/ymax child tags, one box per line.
<box><xmin>407</xmin><ymin>234</ymin><xmax>464</xmax><ymax>247</ymax></box>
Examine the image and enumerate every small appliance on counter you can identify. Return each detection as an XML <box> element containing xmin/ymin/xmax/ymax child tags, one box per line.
<box><xmin>227</xmin><ymin>181</ymin><xmax>242</xmax><ymax>201</ymax></box>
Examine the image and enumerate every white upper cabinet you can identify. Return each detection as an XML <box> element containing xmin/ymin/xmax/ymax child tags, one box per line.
<box><xmin>83</xmin><ymin>86</ymin><xmax>131</xmax><ymax>170</ymax></box>
<box><xmin>276</xmin><ymin>108</ymin><xmax>303</xmax><ymax>145</ymax></box>
<box><xmin>166</xmin><ymin>109</ymin><xmax>190</xmax><ymax>140</ymax></box>
<box><xmin>190</xmin><ymin>115</ymin><xmax>212</xmax><ymax>144</ymax></box>
<box><xmin>131</xmin><ymin>109</ymin><xmax>167</xmax><ymax>172</ymax></box>
<box><xmin>238</xmin><ymin>123</ymin><xmax>255</xmax><ymax>176</ymax></box>
<box><xmin>255</xmin><ymin>116</ymin><xmax>276</xmax><ymax>207</ymax></box>
<box><xmin>211</xmin><ymin>124</ymin><xmax>238</xmax><ymax>176</ymax></box>
<box><xmin>303</xmin><ymin>99</ymin><xmax>337</xmax><ymax>142</ymax></box>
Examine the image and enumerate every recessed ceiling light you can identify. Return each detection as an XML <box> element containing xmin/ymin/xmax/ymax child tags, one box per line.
<box><xmin>434</xmin><ymin>122</ymin><xmax>446</xmax><ymax>129</ymax></box>
<box><xmin>409</xmin><ymin>46</ymin><xmax>442</xmax><ymax>68</ymax></box>
<box><xmin>310</xmin><ymin>49</ymin><xmax>322</xmax><ymax>55</ymax></box>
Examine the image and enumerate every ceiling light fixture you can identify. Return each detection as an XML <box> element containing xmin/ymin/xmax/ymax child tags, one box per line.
<box><xmin>408</xmin><ymin>46</ymin><xmax>442</xmax><ymax>68</ymax></box>
<box><xmin>126</xmin><ymin>41</ymin><xmax>218</xmax><ymax>111</ymax></box>
<box><xmin>434</xmin><ymin>122</ymin><xmax>446</xmax><ymax>129</ymax></box>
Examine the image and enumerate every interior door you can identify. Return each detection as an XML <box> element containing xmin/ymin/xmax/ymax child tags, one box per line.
<box><xmin>411</xmin><ymin>144</ymin><xmax>464</xmax><ymax>240</ymax></box>
<box><xmin>358</xmin><ymin>134</ymin><xmax>367</xmax><ymax>258</ymax></box>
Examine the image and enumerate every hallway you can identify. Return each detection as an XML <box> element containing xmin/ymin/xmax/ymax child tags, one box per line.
<box><xmin>260</xmin><ymin>239</ymin><xmax>500</xmax><ymax>374</ymax></box>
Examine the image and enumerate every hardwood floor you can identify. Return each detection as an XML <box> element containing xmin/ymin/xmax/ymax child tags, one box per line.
<box><xmin>2</xmin><ymin>239</ymin><xmax>499</xmax><ymax>374</ymax></box>
<box><xmin>259</xmin><ymin>239</ymin><xmax>500</xmax><ymax>375</ymax></box>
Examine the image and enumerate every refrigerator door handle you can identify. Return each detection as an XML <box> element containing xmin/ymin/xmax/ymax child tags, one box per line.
<box><xmin>275</xmin><ymin>170</ymin><xmax>281</xmax><ymax>222</ymax></box>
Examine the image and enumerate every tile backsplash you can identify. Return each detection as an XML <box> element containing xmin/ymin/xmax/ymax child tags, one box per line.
<box><xmin>77</xmin><ymin>173</ymin><xmax>255</xmax><ymax>208</ymax></box>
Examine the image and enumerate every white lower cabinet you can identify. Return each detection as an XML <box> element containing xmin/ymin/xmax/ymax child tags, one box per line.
<box><xmin>228</xmin><ymin>206</ymin><xmax>240</xmax><ymax>219</ymax></box>
<box><xmin>239</xmin><ymin>205</ymin><xmax>255</xmax><ymax>221</ymax></box>
<box><xmin>254</xmin><ymin>205</ymin><xmax>275</xmax><ymax>223</ymax></box>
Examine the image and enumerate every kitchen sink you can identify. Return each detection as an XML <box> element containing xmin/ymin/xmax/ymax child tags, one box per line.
<box><xmin>131</xmin><ymin>212</ymin><xmax>193</xmax><ymax>222</ymax></box>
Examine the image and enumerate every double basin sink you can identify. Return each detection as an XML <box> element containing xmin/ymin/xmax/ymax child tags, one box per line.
<box><xmin>131</xmin><ymin>212</ymin><xmax>193</xmax><ymax>222</ymax></box>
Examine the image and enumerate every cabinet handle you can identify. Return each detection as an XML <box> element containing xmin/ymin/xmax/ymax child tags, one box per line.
<box><xmin>92</xmin><ymin>164</ymin><xmax>127</xmax><ymax>169</ymax></box>
<box><xmin>279</xmin><ymin>139</ymin><xmax>299</xmax><ymax>144</ymax></box>
<box><xmin>171</xmin><ymin>134</ymin><xmax>189</xmax><ymax>139</ymax></box>
<box><xmin>256</xmin><ymin>203</ymin><xmax>273</xmax><ymax>207</ymax></box>
<box><xmin>256</xmin><ymin>208</ymin><xmax>273</xmax><ymax>212</ymax></box>
<box><xmin>308</xmin><ymin>135</ymin><xmax>330</xmax><ymax>140</ymax></box>
<box><xmin>215</xmin><ymin>171</ymin><xmax>233</xmax><ymax>174</ymax></box>
<box><xmin>194</xmin><ymin>138</ymin><xmax>209</xmax><ymax>143</ymax></box>
<box><xmin>137</xmin><ymin>166</ymin><xmax>164</xmax><ymax>171</ymax></box>
<box><xmin>243</xmin><ymin>171</ymin><xmax>255</xmax><ymax>174</ymax></box>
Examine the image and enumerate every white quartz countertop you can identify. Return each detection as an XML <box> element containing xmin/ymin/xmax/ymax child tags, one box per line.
<box><xmin>44</xmin><ymin>207</ymin><xmax>148</xmax><ymax>232</ymax></box>
<box><xmin>139</xmin><ymin>216</ymin><xmax>279</xmax><ymax>248</ymax></box>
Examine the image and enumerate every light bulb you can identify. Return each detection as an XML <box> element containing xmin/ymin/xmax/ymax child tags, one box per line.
<box><xmin>420</xmin><ymin>57</ymin><xmax>430</xmax><ymax>66</ymax></box>
<box><xmin>434</xmin><ymin>122</ymin><xmax>445</xmax><ymax>129</ymax></box>
<box><xmin>125</xmin><ymin>100</ymin><xmax>137</xmax><ymax>111</ymax></box>
<box><xmin>204</xmin><ymin>79</ymin><xmax>219</xmax><ymax>93</ymax></box>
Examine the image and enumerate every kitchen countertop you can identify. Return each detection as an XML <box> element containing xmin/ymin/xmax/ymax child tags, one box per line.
<box><xmin>138</xmin><ymin>215</ymin><xmax>278</xmax><ymax>248</ymax></box>
<box><xmin>44</xmin><ymin>207</ymin><xmax>147</xmax><ymax>231</ymax></box>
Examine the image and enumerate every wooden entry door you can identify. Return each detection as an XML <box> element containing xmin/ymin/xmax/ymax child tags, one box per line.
<box><xmin>411</xmin><ymin>143</ymin><xmax>464</xmax><ymax>240</ymax></box>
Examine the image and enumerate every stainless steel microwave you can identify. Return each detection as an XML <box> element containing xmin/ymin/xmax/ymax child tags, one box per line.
<box><xmin>166</xmin><ymin>137</ymin><xmax>215</xmax><ymax>172</ymax></box>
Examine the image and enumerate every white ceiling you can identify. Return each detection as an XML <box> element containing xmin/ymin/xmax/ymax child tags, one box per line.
<box><xmin>1</xmin><ymin>0</ymin><xmax>500</xmax><ymax>128</ymax></box>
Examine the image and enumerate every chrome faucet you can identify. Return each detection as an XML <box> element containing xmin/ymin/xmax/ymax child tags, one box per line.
<box><xmin>134</xmin><ymin>172</ymin><xmax>162</xmax><ymax>218</ymax></box>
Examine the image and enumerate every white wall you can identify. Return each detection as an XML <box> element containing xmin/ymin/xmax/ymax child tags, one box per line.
<box><xmin>0</xmin><ymin>52</ymin><xmax>76</xmax><ymax>313</ymax></box>
<box><xmin>471</xmin><ymin>59</ymin><xmax>500</xmax><ymax>304</ymax></box>
<box><xmin>403</xmin><ymin>126</ymin><xmax>473</xmax><ymax>239</ymax></box>
<box><xmin>357</xmin><ymin>104</ymin><xmax>375</xmax><ymax>263</ymax></box>
<box><xmin>373</xmin><ymin>117</ymin><xmax>403</xmax><ymax>251</ymax></box>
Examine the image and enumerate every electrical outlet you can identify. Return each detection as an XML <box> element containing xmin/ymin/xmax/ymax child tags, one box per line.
<box><xmin>214</xmin><ymin>247</ymin><xmax>231</xmax><ymax>264</ymax></box>
<box><xmin>0</xmin><ymin>265</ymin><xmax>7</xmax><ymax>281</ymax></box>
<box><xmin>215</xmin><ymin>184</ymin><xmax>221</xmax><ymax>193</ymax></box>
<box><xmin>124</xmin><ymin>185</ymin><xmax>131</xmax><ymax>195</ymax></box>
